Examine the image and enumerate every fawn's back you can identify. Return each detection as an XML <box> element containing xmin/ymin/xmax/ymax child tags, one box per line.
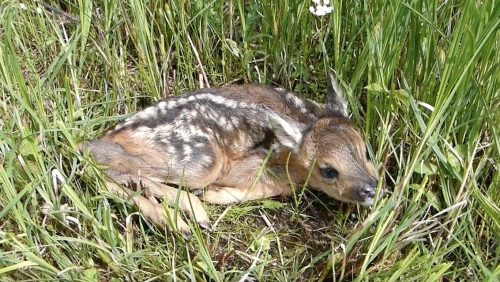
<box><xmin>88</xmin><ymin>85</ymin><xmax>314</xmax><ymax>185</ymax></box>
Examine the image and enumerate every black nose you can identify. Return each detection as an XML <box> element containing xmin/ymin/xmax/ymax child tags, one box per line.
<box><xmin>359</xmin><ymin>185</ymin><xmax>376</xmax><ymax>198</ymax></box>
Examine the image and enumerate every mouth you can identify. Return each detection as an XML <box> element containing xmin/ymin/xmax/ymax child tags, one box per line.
<box><xmin>332</xmin><ymin>194</ymin><xmax>374</xmax><ymax>206</ymax></box>
<box><xmin>359</xmin><ymin>197</ymin><xmax>374</xmax><ymax>206</ymax></box>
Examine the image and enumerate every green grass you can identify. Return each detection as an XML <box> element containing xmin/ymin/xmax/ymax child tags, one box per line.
<box><xmin>0</xmin><ymin>0</ymin><xmax>499</xmax><ymax>280</ymax></box>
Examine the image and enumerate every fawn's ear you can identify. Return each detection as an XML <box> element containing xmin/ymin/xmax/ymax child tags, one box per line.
<box><xmin>266</xmin><ymin>110</ymin><xmax>305</xmax><ymax>152</ymax></box>
<box><xmin>326</xmin><ymin>71</ymin><xmax>349</xmax><ymax>118</ymax></box>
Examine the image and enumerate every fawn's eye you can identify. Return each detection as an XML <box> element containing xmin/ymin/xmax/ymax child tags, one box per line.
<box><xmin>320</xmin><ymin>167</ymin><xmax>338</xmax><ymax>179</ymax></box>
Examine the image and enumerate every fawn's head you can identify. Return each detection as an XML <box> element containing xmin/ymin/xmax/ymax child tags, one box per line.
<box><xmin>269</xmin><ymin>73</ymin><xmax>379</xmax><ymax>205</ymax></box>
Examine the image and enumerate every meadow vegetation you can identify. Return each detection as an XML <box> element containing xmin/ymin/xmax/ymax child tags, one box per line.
<box><xmin>0</xmin><ymin>0</ymin><xmax>498</xmax><ymax>280</ymax></box>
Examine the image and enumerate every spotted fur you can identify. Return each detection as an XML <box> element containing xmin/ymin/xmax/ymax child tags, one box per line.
<box><xmin>83</xmin><ymin>74</ymin><xmax>379</xmax><ymax>236</ymax></box>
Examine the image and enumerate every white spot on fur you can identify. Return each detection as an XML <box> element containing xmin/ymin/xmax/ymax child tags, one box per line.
<box><xmin>183</xmin><ymin>144</ymin><xmax>193</xmax><ymax>155</ymax></box>
<box><xmin>166</xmin><ymin>145</ymin><xmax>176</xmax><ymax>155</ymax></box>
<box><xmin>157</xmin><ymin>101</ymin><xmax>168</xmax><ymax>114</ymax></box>
<box><xmin>154</xmin><ymin>124</ymin><xmax>173</xmax><ymax>135</ymax></box>
<box><xmin>177</xmin><ymin>131</ymin><xmax>191</xmax><ymax>142</ymax></box>
<box><xmin>189</xmin><ymin>93</ymin><xmax>239</xmax><ymax>108</ymax></box>
<box><xmin>182</xmin><ymin>144</ymin><xmax>193</xmax><ymax>162</ymax></box>
<box><xmin>194</xmin><ymin>142</ymin><xmax>205</xmax><ymax>148</ymax></box>
<box><xmin>200</xmin><ymin>155</ymin><xmax>213</xmax><ymax>166</ymax></box>
<box><xmin>179</xmin><ymin>125</ymin><xmax>208</xmax><ymax>139</ymax></box>
<box><xmin>230</xmin><ymin>116</ymin><xmax>241</xmax><ymax>127</ymax></box>
<box><xmin>167</xmin><ymin>100</ymin><xmax>178</xmax><ymax>109</ymax></box>
<box><xmin>157</xmin><ymin>101</ymin><xmax>167</xmax><ymax>108</ymax></box>
<box><xmin>177</xmin><ymin>109</ymin><xmax>195</xmax><ymax>123</ymax></box>
<box><xmin>219</xmin><ymin>116</ymin><xmax>228</xmax><ymax>128</ymax></box>
<box><xmin>138</xmin><ymin>106</ymin><xmax>158</xmax><ymax>119</ymax></box>
<box><xmin>131</xmin><ymin>126</ymin><xmax>151</xmax><ymax>139</ymax></box>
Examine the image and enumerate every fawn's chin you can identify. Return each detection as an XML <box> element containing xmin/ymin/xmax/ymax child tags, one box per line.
<box><xmin>343</xmin><ymin>197</ymin><xmax>374</xmax><ymax>206</ymax></box>
<box><xmin>359</xmin><ymin>197</ymin><xmax>374</xmax><ymax>206</ymax></box>
<box><xmin>318</xmin><ymin>187</ymin><xmax>374</xmax><ymax>206</ymax></box>
<box><xmin>333</xmin><ymin>195</ymin><xmax>374</xmax><ymax>206</ymax></box>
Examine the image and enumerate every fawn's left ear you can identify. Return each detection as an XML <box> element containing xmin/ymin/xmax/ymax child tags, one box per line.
<box><xmin>326</xmin><ymin>71</ymin><xmax>349</xmax><ymax>118</ymax></box>
<box><xmin>266</xmin><ymin>110</ymin><xmax>305</xmax><ymax>153</ymax></box>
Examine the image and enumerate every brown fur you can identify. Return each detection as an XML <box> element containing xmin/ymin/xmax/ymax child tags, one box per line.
<box><xmin>83</xmin><ymin>75</ymin><xmax>379</xmax><ymax>235</ymax></box>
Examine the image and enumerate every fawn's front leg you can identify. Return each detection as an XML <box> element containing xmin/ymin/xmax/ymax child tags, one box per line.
<box><xmin>201</xmin><ymin>155</ymin><xmax>292</xmax><ymax>204</ymax></box>
<box><xmin>202</xmin><ymin>183</ymin><xmax>289</xmax><ymax>204</ymax></box>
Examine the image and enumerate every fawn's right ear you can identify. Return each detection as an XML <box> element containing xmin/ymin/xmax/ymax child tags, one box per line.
<box><xmin>266</xmin><ymin>110</ymin><xmax>305</xmax><ymax>153</ymax></box>
<box><xmin>325</xmin><ymin>71</ymin><xmax>349</xmax><ymax>118</ymax></box>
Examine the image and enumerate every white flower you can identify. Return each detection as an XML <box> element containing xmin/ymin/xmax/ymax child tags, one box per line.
<box><xmin>309</xmin><ymin>0</ymin><xmax>334</xmax><ymax>16</ymax></box>
<box><xmin>318</xmin><ymin>5</ymin><xmax>333</xmax><ymax>15</ymax></box>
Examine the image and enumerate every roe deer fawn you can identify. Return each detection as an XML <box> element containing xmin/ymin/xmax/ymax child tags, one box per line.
<box><xmin>82</xmin><ymin>73</ymin><xmax>379</xmax><ymax>236</ymax></box>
